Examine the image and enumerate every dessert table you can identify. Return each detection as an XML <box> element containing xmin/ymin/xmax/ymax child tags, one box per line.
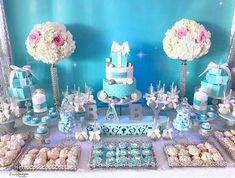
<box><xmin>1</xmin><ymin>109</ymin><xmax>235</xmax><ymax>178</ymax></box>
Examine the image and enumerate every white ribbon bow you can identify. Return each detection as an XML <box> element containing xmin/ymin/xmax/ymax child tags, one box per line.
<box><xmin>162</xmin><ymin>128</ymin><xmax>173</xmax><ymax>139</ymax></box>
<box><xmin>9</xmin><ymin>65</ymin><xmax>38</xmax><ymax>87</ymax></box>
<box><xmin>75</xmin><ymin>131</ymin><xmax>88</xmax><ymax>140</ymax></box>
<box><xmin>199</xmin><ymin>62</ymin><xmax>231</xmax><ymax>79</ymax></box>
<box><xmin>111</xmin><ymin>41</ymin><xmax>130</xmax><ymax>55</ymax></box>
<box><xmin>89</xmin><ymin>130</ymin><xmax>101</xmax><ymax>142</ymax></box>
<box><xmin>147</xmin><ymin>128</ymin><xmax>161</xmax><ymax>139</ymax></box>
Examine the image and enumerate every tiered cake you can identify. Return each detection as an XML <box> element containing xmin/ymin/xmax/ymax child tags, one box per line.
<box><xmin>100</xmin><ymin>41</ymin><xmax>138</xmax><ymax>101</ymax></box>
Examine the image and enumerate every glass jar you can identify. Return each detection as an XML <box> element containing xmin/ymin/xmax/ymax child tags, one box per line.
<box><xmin>58</xmin><ymin>97</ymin><xmax>75</xmax><ymax>139</ymax></box>
<box><xmin>173</xmin><ymin>97</ymin><xmax>192</xmax><ymax>131</ymax></box>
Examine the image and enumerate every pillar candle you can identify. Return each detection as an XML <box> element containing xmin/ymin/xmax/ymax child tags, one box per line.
<box><xmin>32</xmin><ymin>89</ymin><xmax>47</xmax><ymax>113</ymax></box>
<box><xmin>193</xmin><ymin>88</ymin><xmax>208</xmax><ymax>111</ymax></box>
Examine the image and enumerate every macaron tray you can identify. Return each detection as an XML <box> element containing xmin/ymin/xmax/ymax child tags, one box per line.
<box><xmin>89</xmin><ymin>141</ymin><xmax>157</xmax><ymax>169</ymax></box>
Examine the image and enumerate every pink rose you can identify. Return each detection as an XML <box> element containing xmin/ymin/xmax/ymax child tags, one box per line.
<box><xmin>53</xmin><ymin>34</ymin><xmax>64</xmax><ymax>46</ymax></box>
<box><xmin>197</xmin><ymin>26</ymin><xmax>208</xmax><ymax>43</ymax></box>
<box><xmin>176</xmin><ymin>27</ymin><xmax>187</xmax><ymax>39</ymax></box>
<box><xmin>28</xmin><ymin>30</ymin><xmax>40</xmax><ymax>43</ymax></box>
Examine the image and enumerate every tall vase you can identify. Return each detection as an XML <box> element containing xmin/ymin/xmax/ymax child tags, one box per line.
<box><xmin>180</xmin><ymin>60</ymin><xmax>187</xmax><ymax>97</ymax></box>
<box><xmin>50</xmin><ymin>64</ymin><xmax>60</xmax><ymax>110</ymax></box>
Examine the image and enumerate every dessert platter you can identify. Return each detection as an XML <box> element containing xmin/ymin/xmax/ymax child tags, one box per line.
<box><xmin>214</xmin><ymin>130</ymin><xmax>235</xmax><ymax>160</ymax></box>
<box><xmin>0</xmin><ymin>132</ymin><xmax>32</xmax><ymax>170</ymax></box>
<box><xmin>89</xmin><ymin>141</ymin><xmax>157</xmax><ymax>169</ymax></box>
<box><xmin>15</xmin><ymin>142</ymin><xmax>81</xmax><ymax>171</ymax></box>
<box><xmin>164</xmin><ymin>142</ymin><xmax>227</xmax><ymax>167</ymax></box>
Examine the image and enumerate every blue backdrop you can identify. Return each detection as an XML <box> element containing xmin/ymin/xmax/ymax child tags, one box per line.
<box><xmin>4</xmin><ymin>0</ymin><xmax>235</xmax><ymax>106</ymax></box>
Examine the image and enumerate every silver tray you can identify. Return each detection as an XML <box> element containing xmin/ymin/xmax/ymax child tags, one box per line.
<box><xmin>214</xmin><ymin>130</ymin><xmax>235</xmax><ymax>160</ymax></box>
<box><xmin>164</xmin><ymin>142</ymin><xmax>227</xmax><ymax>167</ymax></box>
<box><xmin>0</xmin><ymin>133</ymin><xmax>33</xmax><ymax>171</ymax></box>
<box><xmin>15</xmin><ymin>141</ymin><xmax>81</xmax><ymax>171</ymax></box>
<box><xmin>89</xmin><ymin>140</ymin><xmax>157</xmax><ymax>169</ymax></box>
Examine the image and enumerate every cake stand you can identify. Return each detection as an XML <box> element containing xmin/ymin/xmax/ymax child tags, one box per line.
<box><xmin>22</xmin><ymin>119</ymin><xmax>49</xmax><ymax>143</ymax></box>
<box><xmin>97</xmin><ymin>90</ymin><xmax>142</xmax><ymax>121</ymax></box>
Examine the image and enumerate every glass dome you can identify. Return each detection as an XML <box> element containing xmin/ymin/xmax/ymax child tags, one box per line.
<box><xmin>176</xmin><ymin>97</ymin><xmax>192</xmax><ymax>114</ymax></box>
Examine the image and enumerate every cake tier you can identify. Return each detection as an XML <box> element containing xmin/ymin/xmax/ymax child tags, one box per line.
<box><xmin>103</xmin><ymin>79</ymin><xmax>136</xmax><ymax>99</ymax></box>
<box><xmin>106</xmin><ymin>64</ymin><xmax>133</xmax><ymax>83</ymax></box>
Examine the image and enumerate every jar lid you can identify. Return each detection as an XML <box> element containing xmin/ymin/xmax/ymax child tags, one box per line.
<box><xmin>176</xmin><ymin>97</ymin><xmax>192</xmax><ymax>113</ymax></box>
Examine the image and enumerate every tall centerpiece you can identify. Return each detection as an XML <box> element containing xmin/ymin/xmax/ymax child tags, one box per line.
<box><xmin>163</xmin><ymin>19</ymin><xmax>211</xmax><ymax>97</ymax></box>
<box><xmin>25</xmin><ymin>22</ymin><xmax>76</xmax><ymax>109</ymax></box>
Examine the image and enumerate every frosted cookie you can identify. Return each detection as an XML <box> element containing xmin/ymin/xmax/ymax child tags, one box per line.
<box><xmin>230</xmin><ymin>129</ymin><xmax>235</xmax><ymax>136</ymax></box>
<box><xmin>55</xmin><ymin>157</ymin><xmax>66</xmax><ymax>165</ymax></box>
<box><xmin>39</xmin><ymin>147</ymin><xmax>49</xmax><ymax>153</ymax></box>
<box><xmin>47</xmin><ymin>147</ymin><xmax>60</xmax><ymax>160</ymax></box>
<box><xmin>179</xmin><ymin>155</ymin><xmax>191</xmax><ymax>163</ymax></box>
<box><xmin>68</xmin><ymin>147</ymin><xmax>79</xmax><ymax>157</ymax></box>
<box><xmin>178</xmin><ymin>149</ymin><xmax>189</xmax><ymax>156</ymax></box>
<box><xmin>46</xmin><ymin>159</ymin><xmax>55</xmax><ymax>166</ymax></box>
<box><xmin>7</xmin><ymin>141</ymin><xmax>21</xmax><ymax>151</ymax></box>
<box><xmin>201</xmin><ymin>152</ymin><xmax>213</xmax><ymax>162</ymax></box>
<box><xmin>168</xmin><ymin>156</ymin><xmax>179</xmax><ymax>163</ymax></box>
<box><xmin>1</xmin><ymin>134</ymin><xmax>11</xmax><ymax>142</ymax></box>
<box><xmin>188</xmin><ymin>147</ymin><xmax>201</xmax><ymax>157</ymax></box>
<box><xmin>21</xmin><ymin>155</ymin><xmax>34</xmax><ymax>167</ymax></box>
<box><xmin>212</xmin><ymin>152</ymin><xmax>223</xmax><ymax>162</ymax></box>
<box><xmin>208</xmin><ymin>147</ymin><xmax>219</xmax><ymax>154</ymax></box>
<box><xmin>197</xmin><ymin>143</ymin><xmax>207</xmax><ymax>152</ymax></box>
<box><xmin>28</xmin><ymin>148</ymin><xmax>39</xmax><ymax>156</ymax></box>
<box><xmin>205</xmin><ymin>142</ymin><xmax>214</xmax><ymax>150</ymax></box>
<box><xmin>66</xmin><ymin>156</ymin><xmax>77</xmax><ymax>167</ymax></box>
<box><xmin>166</xmin><ymin>145</ymin><xmax>178</xmax><ymax>156</ymax></box>
<box><xmin>0</xmin><ymin>141</ymin><xmax>6</xmax><ymax>149</ymax></box>
<box><xmin>0</xmin><ymin>156</ymin><xmax>13</xmax><ymax>166</ymax></box>
<box><xmin>192</xmin><ymin>156</ymin><xmax>201</xmax><ymax>160</ymax></box>
<box><xmin>36</xmin><ymin>151</ymin><xmax>47</xmax><ymax>159</ymax></box>
<box><xmin>59</xmin><ymin>148</ymin><xmax>69</xmax><ymax>159</ymax></box>
<box><xmin>224</xmin><ymin>131</ymin><xmax>233</xmax><ymax>137</ymax></box>
<box><xmin>174</xmin><ymin>144</ymin><xmax>185</xmax><ymax>150</ymax></box>
<box><xmin>5</xmin><ymin>150</ymin><xmax>18</xmax><ymax>160</ymax></box>
<box><xmin>222</xmin><ymin>137</ymin><xmax>234</xmax><ymax>146</ymax></box>
<box><xmin>34</xmin><ymin>157</ymin><xmax>46</xmax><ymax>166</ymax></box>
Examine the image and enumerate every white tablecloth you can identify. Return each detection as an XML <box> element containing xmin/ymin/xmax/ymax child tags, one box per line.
<box><xmin>1</xmin><ymin>109</ymin><xmax>235</xmax><ymax>178</ymax></box>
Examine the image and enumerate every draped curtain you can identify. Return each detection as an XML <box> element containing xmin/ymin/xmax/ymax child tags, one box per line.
<box><xmin>0</xmin><ymin>0</ymin><xmax>12</xmax><ymax>100</ymax></box>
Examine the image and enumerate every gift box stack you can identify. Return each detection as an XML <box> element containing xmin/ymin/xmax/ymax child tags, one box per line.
<box><xmin>200</xmin><ymin>62</ymin><xmax>231</xmax><ymax>98</ymax></box>
<box><xmin>8</xmin><ymin>65</ymin><xmax>35</xmax><ymax>100</ymax></box>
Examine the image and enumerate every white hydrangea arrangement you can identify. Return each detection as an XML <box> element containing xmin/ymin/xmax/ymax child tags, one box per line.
<box><xmin>25</xmin><ymin>22</ymin><xmax>76</xmax><ymax>64</ymax></box>
<box><xmin>163</xmin><ymin>19</ymin><xmax>211</xmax><ymax>60</ymax></box>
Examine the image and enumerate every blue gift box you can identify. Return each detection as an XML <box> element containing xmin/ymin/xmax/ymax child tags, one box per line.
<box><xmin>206</xmin><ymin>73</ymin><xmax>228</xmax><ymax>85</ymax></box>
<box><xmin>111</xmin><ymin>52</ymin><xmax>128</xmax><ymax>67</ymax></box>
<box><xmin>12</xmin><ymin>71</ymin><xmax>29</xmax><ymax>79</ymax></box>
<box><xmin>201</xmin><ymin>80</ymin><xmax>227</xmax><ymax>97</ymax></box>
<box><xmin>10</xmin><ymin>76</ymin><xmax>33</xmax><ymax>88</ymax></box>
<box><xmin>207</xmin><ymin>68</ymin><xmax>225</xmax><ymax>76</ymax></box>
<box><xmin>8</xmin><ymin>86</ymin><xmax>33</xmax><ymax>99</ymax></box>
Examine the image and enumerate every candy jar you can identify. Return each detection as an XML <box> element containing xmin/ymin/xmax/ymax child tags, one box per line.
<box><xmin>58</xmin><ymin>97</ymin><xmax>75</xmax><ymax>140</ymax></box>
<box><xmin>173</xmin><ymin>97</ymin><xmax>192</xmax><ymax>132</ymax></box>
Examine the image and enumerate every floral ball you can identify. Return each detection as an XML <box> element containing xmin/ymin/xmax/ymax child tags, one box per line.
<box><xmin>25</xmin><ymin>22</ymin><xmax>76</xmax><ymax>64</ymax></box>
<box><xmin>163</xmin><ymin>19</ymin><xmax>211</xmax><ymax>61</ymax></box>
